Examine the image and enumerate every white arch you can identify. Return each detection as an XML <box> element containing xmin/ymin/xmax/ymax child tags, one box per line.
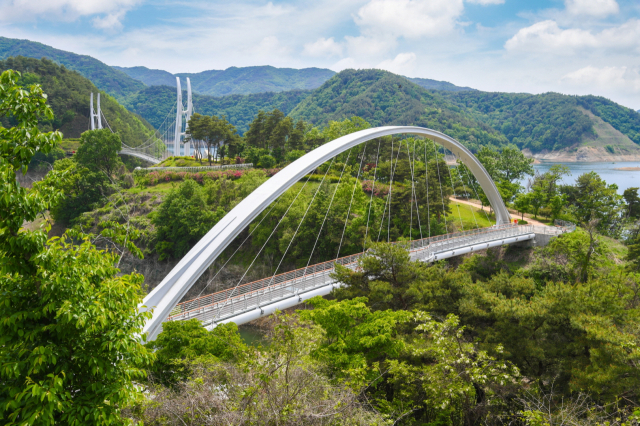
<box><xmin>141</xmin><ymin>126</ymin><xmax>509</xmax><ymax>340</ymax></box>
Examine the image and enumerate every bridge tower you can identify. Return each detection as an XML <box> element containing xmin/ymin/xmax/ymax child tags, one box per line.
<box><xmin>173</xmin><ymin>77</ymin><xmax>193</xmax><ymax>156</ymax></box>
<box><xmin>89</xmin><ymin>93</ymin><xmax>103</xmax><ymax>130</ymax></box>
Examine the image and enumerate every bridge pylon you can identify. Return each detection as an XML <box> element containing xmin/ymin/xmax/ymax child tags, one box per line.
<box><xmin>89</xmin><ymin>93</ymin><xmax>103</xmax><ymax>130</ymax></box>
<box><xmin>173</xmin><ymin>77</ymin><xmax>193</xmax><ymax>156</ymax></box>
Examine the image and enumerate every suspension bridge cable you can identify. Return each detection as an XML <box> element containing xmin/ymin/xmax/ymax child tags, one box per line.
<box><xmin>377</xmin><ymin>137</ymin><xmax>402</xmax><ymax>243</ymax></box>
<box><xmin>363</xmin><ymin>139</ymin><xmax>382</xmax><ymax>251</ymax></box>
<box><xmin>424</xmin><ymin>142</ymin><xmax>431</xmax><ymax>238</ymax></box>
<box><xmin>336</xmin><ymin>142</ymin><xmax>368</xmax><ymax>259</ymax></box>
<box><xmin>406</xmin><ymin>140</ymin><xmax>422</xmax><ymax>241</ymax></box>
<box><xmin>442</xmin><ymin>144</ymin><xmax>465</xmax><ymax>231</ymax></box>
<box><xmin>448</xmin><ymin>147</ymin><xmax>479</xmax><ymax>229</ymax></box>
<box><xmin>266</xmin><ymin>156</ymin><xmax>338</xmax><ymax>286</ymax></box>
<box><xmin>193</xmin><ymin>198</ymin><xmax>281</xmax><ymax>302</ymax></box>
<box><xmin>432</xmin><ymin>139</ymin><xmax>449</xmax><ymax>232</ymax></box>
<box><xmin>225</xmin><ymin>171</ymin><xmax>315</xmax><ymax>304</ymax></box>
<box><xmin>303</xmin><ymin>150</ymin><xmax>353</xmax><ymax>274</ymax></box>
<box><xmin>460</xmin><ymin>159</ymin><xmax>492</xmax><ymax>225</ymax></box>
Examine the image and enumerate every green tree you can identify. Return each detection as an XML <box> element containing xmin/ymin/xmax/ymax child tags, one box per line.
<box><xmin>74</xmin><ymin>128</ymin><xmax>123</xmax><ymax>178</ymax></box>
<box><xmin>563</xmin><ymin>171</ymin><xmax>624</xmax><ymax>235</ymax></box>
<box><xmin>514</xmin><ymin>192</ymin><xmax>531</xmax><ymax>220</ymax></box>
<box><xmin>153</xmin><ymin>179</ymin><xmax>226</xmax><ymax>260</ymax></box>
<box><xmin>0</xmin><ymin>69</ymin><xmax>153</xmax><ymax>425</ymax></box>
<box><xmin>624</xmin><ymin>187</ymin><xmax>640</xmax><ymax>219</ymax></box>
<box><xmin>187</xmin><ymin>113</ymin><xmax>239</xmax><ymax>165</ymax></box>
<box><xmin>48</xmin><ymin>158</ymin><xmax>111</xmax><ymax>224</ymax></box>
<box><xmin>147</xmin><ymin>319</ymin><xmax>247</xmax><ymax>386</ymax></box>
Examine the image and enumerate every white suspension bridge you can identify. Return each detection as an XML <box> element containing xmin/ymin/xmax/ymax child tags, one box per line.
<box><xmin>90</xmin><ymin>77</ymin><xmax>201</xmax><ymax>164</ymax></box>
<box><xmin>130</xmin><ymin>125</ymin><xmax>572</xmax><ymax>340</ymax></box>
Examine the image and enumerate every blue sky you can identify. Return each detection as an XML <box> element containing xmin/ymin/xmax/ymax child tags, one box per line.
<box><xmin>1</xmin><ymin>0</ymin><xmax>639</xmax><ymax>109</ymax></box>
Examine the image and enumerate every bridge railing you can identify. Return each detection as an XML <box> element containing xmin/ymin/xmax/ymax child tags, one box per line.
<box><xmin>135</xmin><ymin>163</ymin><xmax>254</xmax><ymax>173</ymax></box>
<box><xmin>166</xmin><ymin>224</ymin><xmax>537</xmax><ymax>322</ymax></box>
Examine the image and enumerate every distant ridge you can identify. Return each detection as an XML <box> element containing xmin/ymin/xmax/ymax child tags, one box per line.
<box><xmin>0</xmin><ymin>36</ymin><xmax>144</xmax><ymax>101</ymax></box>
<box><xmin>408</xmin><ymin>77</ymin><xmax>476</xmax><ymax>92</ymax></box>
<box><xmin>115</xmin><ymin>65</ymin><xmax>335</xmax><ymax>97</ymax></box>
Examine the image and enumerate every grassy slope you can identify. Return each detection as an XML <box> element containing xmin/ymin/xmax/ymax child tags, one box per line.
<box><xmin>0</xmin><ymin>56</ymin><xmax>154</xmax><ymax>144</ymax></box>
<box><xmin>0</xmin><ymin>37</ymin><xmax>144</xmax><ymax>101</ymax></box>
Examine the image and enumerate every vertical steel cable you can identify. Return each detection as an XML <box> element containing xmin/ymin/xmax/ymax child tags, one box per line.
<box><xmin>337</xmin><ymin>143</ymin><xmax>368</xmax><ymax>259</ymax></box>
<box><xmin>303</xmin><ymin>150</ymin><xmax>353</xmax><ymax>275</ymax></box>
<box><xmin>363</xmin><ymin>139</ymin><xmax>382</xmax><ymax>251</ymax></box>
<box><xmin>442</xmin><ymin>145</ymin><xmax>465</xmax><ymax>231</ymax></box>
<box><xmin>424</xmin><ymin>142</ymin><xmax>431</xmax><ymax>238</ymax></box>
<box><xmin>432</xmin><ymin>139</ymin><xmax>448</xmax><ymax>232</ymax></box>
<box><xmin>269</xmin><ymin>156</ymin><xmax>339</xmax><ymax>285</ymax></box>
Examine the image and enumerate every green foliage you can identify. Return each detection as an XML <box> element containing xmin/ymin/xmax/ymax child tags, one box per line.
<box><xmin>147</xmin><ymin>319</ymin><xmax>247</xmax><ymax>386</ymax></box>
<box><xmin>562</xmin><ymin>171</ymin><xmax>624</xmax><ymax>235</ymax></box>
<box><xmin>126</xmin><ymin>84</ymin><xmax>310</xmax><ymax>134</ymax></box>
<box><xmin>48</xmin><ymin>158</ymin><xmax>111</xmax><ymax>225</ymax></box>
<box><xmin>0</xmin><ymin>37</ymin><xmax>145</xmax><ymax>101</ymax></box>
<box><xmin>28</xmin><ymin>146</ymin><xmax>65</xmax><ymax>171</ymax></box>
<box><xmin>75</xmin><ymin>129</ymin><xmax>123</xmax><ymax>177</ymax></box>
<box><xmin>624</xmin><ymin>187</ymin><xmax>640</xmax><ymax>219</ymax></box>
<box><xmin>0</xmin><ymin>56</ymin><xmax>154</xmax><ymax>143</ymax></box>
<box><xmin>579</xmin><ymin>95</ymin><xmax>640</xmax><ymax>145</ymax></box>
<box><xmin>153</xmin><ymin>179</ymin><xmax>226</xmax><ymax>260</ymax></box>
<box><xmin>187</xmin><ymin>113</ymin><xmax>240</xmax><ymax>164</ymax></box>
<box><xmin>441</xmin><ymin>91</ymin><xmax>596</xmax><ymax>152</ymax></box>
<box><xmin>290</xmin><ymin>69</ymin><xmax>508</xmax><ymax>151</ymax></box>
<box><xmin>0</xmin><ymin>69</ymin><xmax>153</xmax><ymax>425</ymax></box>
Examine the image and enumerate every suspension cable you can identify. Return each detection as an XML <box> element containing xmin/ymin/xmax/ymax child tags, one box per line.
<box><xmin>337</xmin><ymin>142</ymin><xmax>368</xmax><ymax>259</ymax></box>
<box><xmin>442</xmin><ymin>145</ymin><xmax>465</xmax><ymax>231</ymax></box>
<box><xmin>406</xmin><ymin>140</ymin><xmax>422</xmax><ymax>241</ymax></box>
<box><xmin>267</xmin><ymin>156</ymin><xmax>338</xmax><ymax>285</ymax></box>
<box><xmin>460</xmin><ymin>160</ymin><xmax>493</xmax><ymax>226</ymax></box>
<box><xmin>363</xmin><ymin>139</ymin><xmax>382</xmax><ymax>251</ymax></box>
<box><xmin>303</xmin><ymin>150</ymin><xmax>353</xmax><ymax>274</ymax></box>
<box><xmin>432</xmin><ymin>139</ymin><xmax>448</xmax><ymax>232</ymax></box>
<box><xmin>448</xmin><ymin>148</ymin><xmax>479</xmax><ymax>229</ymax></box>
<box><xmin>424</xmin><ymin>142</ymin><xmax>431</xmax><ymax>238</ymax></box>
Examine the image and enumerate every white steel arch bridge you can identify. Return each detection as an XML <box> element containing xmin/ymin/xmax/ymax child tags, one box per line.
<box><xmin>139</xmin><ymin>125</ymin><xmax>569</xmax><ymax>341</ymax></box>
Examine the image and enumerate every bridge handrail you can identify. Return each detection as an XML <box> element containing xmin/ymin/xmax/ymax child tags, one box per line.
<box><xmin>167</xmin><ymin>224</ymin><xmax>535</xmax><ymax>321</ymax></box>
<box><xmin>133</xmin><ymin>163</ymin><xmax>254</xmax><ymax>174</ymax></box>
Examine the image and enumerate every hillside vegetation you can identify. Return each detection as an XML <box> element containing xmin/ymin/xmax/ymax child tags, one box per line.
<box><xmin>0</xmin><ymin>56</ymin><xmax>154</xmax><ymax>144</ymax></box>
<box><xmin>441</xmin><ymin>90</ymin><xmax>640</xmax><ymax>152</ymax></box>
<box><xmin>0</xmin><ymin>36</ymin><xmax>144</xmax><ymax>101</ymax></box>
<box><xmin>126</xmin><ymin>85</ymin><xmax>310</xmax><ymax>134</ymax></box>
<box><xmin>289</xmin><ymin>69</ymin><xmax>508</xmax><ymax>151</ymax></box>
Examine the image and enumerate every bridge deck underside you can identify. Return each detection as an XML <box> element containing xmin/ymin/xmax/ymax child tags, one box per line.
<box><xmin>165</xmin><ymin>224</ymin><xmax>558</xmax><ymax>327</ymax></box>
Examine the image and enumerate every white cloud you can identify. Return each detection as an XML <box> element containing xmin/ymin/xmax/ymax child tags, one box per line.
<box><xmin>0</xmin><ymin>0</ymin><xmax>141</xmax><ymax>23</ymax></box>
<box><xmin>92</xmin><ymin>10</ymin><xmax>127</xmax><ymax>31</ymax></box>
<box><xmin>355</xmin><ymin>0</ymin><xmax>465</xmax><ymax>39</ymax></box>
<box><xmin>302</xmin><ymin>37</ymin><xmax>343</xmax><ymax>57</ymax></box>
<box><xmin>376</xmin><ymin>52</ymin><xmax>417</xmax><ymax>74</ymax></box>
<box><xmin>505</xmin><ymin>19</ymin><xmax>640</xmax><ymax>54</ymax></box>
<box><xmin>466</xmin><ymin>0</ymin><xmax>505</xmax><ymax>5</ymax></box>
<box><xmin>565</xmin><ymin>0</ymin><xmax>619</xmax><ymax>17</ymax></box>
<box><xmin>345</xmin><ymin>35</ymin><xmax>398</xmax><ymax>58</ymax></box>
<box><xmin>562</xmin><ymin>66</ymin><xmax>640</xmax><ymax>93</ymax></box>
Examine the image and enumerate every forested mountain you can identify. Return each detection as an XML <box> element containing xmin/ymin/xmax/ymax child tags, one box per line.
<box><xmin>112</xmin><ymin>65</ymin><xmax>176</xmax><ymax>87</ymax></box>
<box><xmin>116</xmin><ymin>65</ymin><xmax>335</xmax><ymax>96</ymax></box>
<box><xmin>408</xmin><ymin>76</ymin><xmax>475</xmax><ymax>92</ymax></box>
<box><xmin>289</xmin><ymin>69</ymin><xmax>507</xmax><ymax>151</ymax></box>
<box><xmin>0</xmin><ymin>37</ymin><xmax>144</xmax><ymax>101</ymax></box>
<box><xmin>125</xmin><ymin>85</ymin><xmax>310</xmax><ymax>134</ymax></box>
<box><xmin>0</xmin><ymin>57</ymin><xmax>154</xmax><ymax>144</ymax></box>
<box><xmin>440</xmin><ymin>91</ymin><xmax>640</xmax><ymax>152</ymax></box>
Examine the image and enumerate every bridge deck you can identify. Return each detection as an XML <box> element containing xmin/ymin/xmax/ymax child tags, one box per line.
<box><xmin>165</xmin><ymin>224</ymin><xmax>560</xmax><ymax>327</ymax></box>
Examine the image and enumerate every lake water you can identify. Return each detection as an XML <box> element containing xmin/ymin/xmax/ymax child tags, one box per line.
<box><xmin>522</xmin><ymin>161</ymin><xmax>640</xmax><ymax>194</ymax></box>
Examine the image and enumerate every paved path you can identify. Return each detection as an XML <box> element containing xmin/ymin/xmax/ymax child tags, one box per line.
<box><xmin>450</xmin><ymin>197</ymin><xmax>548</xmax><ymax>227</ymax></box>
